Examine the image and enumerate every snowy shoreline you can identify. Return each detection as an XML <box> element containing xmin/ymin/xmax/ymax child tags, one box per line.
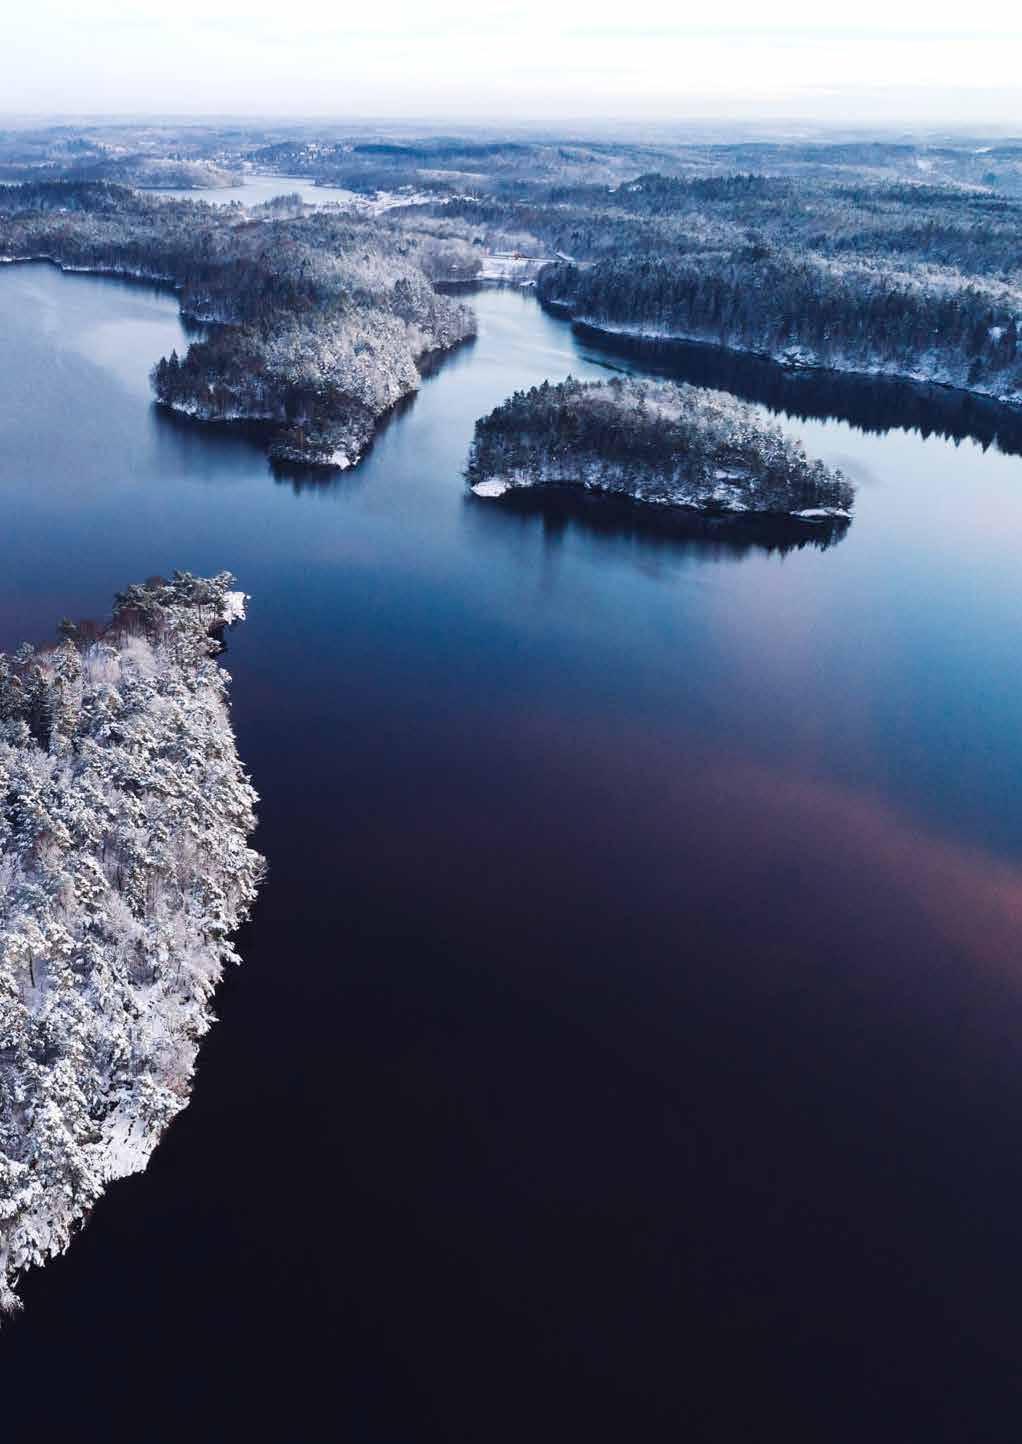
<box><xmin>469</xmin><ymin>471</ymin><xmax>851</xmax><ymax>523</ymax></box>
<box><xmin>546</xmin><ymin>304</ymin><xmax>1022</xmax><ymax>413</ymax></box>
<box><xmin>466</xmin><ymin>376</ymin><xmax>854</xmax><ymax>522</ymax></box>
<box><xmin>1</xmin><ymin>255</ymin><xmax>473</xmax><ymax>472</ymax></box>
<box><xmin>0</xmin><ymin>253</ymin><xmax>178</xmax><ymax>287</ymax></box>
<box><xmin>0</xmin><ymin>574</ymin><xmax>264</xmax><ymax>1316</ymax></box>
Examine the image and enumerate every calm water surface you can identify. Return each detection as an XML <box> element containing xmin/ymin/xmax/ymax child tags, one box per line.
<box><xmin>145</xmin><ymin>174</ymin><xmax>390</xmax><ymax>206</ymax></box>
<box><xmin>2</xmin><ymin>263</ymin><xmax>1022</xmax><ymax>1441</ymax></box>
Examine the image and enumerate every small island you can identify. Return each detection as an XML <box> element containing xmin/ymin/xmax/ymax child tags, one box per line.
<box><xmin>466</xmin><ymin>376</ymin><xmax>854</xmax><ymax>521</ymax></box>
<box><xmin>0</xmin><ymin>573</ymin><xmax>264</xmax><ymax>1316</ymax></box>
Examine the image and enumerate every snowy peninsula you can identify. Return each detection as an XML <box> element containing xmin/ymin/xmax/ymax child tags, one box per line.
<box><xmin>0</xmin><ymin>182</ymin><xmax>477</xmax><ymax>472</ymax></box>
<box><xmin>466</xmin><ymin>377</ymin><xmax>854</xmax><ymax>519</ymax></box>
<box><xmin>0</xmin><ymin>573</ymin><xmax>264</xmax><ymax>1315</ymax></box>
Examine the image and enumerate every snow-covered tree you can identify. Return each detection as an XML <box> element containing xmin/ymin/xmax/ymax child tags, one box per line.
<box><xmin>0</xmin><ymin>573</ymin><xmax>264</xmax><ymax>1316</ymax></box>
<box><xmin>466</xmin><ymin>376</ymin><xmax>854</xmax><ymax>519</ymax></box>
<box><xmin>0</xmin><ymin>183</ymin><xmax>477</xmax><ymax>470</ymax></box>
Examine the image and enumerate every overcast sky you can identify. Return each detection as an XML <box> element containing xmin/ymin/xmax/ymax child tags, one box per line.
<box><xmin>4</xmin><ymin>0</ymin><xmax>1022</xmax><ymax>127</ymax></box>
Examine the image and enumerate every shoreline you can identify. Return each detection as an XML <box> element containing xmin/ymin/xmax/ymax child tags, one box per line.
<box><xmin>1</xmin><ymin>255</ymin><xmax>474</xmax><ymax>471</ymax></box>
<box><xmin>0</xmin><ymin>576</ymin><xmax>263</xmax><ymax>1317</ymax></box>
<box><xmin>471</xmin><ymin>472</ymin><xmax>851</xmax><ymax>521</ymax></box>
<box><xmin>467</xmin><ymin>478</ymin><xmax>851</xmax><ymax>554</ymax></box>
<box><xmin>540</xmin><ymin>299</ymin><xmax>1022</xmax><ymax>415</ymax></box>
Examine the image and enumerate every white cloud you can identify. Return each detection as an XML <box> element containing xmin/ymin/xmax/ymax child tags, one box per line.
<box><xmin>2</xmin><ymin>1</ymin><xmax>1021</xmax><ymax>122</ymax></box>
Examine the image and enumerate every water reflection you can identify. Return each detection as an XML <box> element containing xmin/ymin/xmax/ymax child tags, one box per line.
<box><xmin>153</xmin><ymin>330</ymin><xmax>477</xmax><ymax>495</ymax></box>
<box><xmin>567</xmin><ymin>316</ymin><xmax>1022</xmax><ymax>458</ymax></box>
<box><xmin>267</xmin><ymin>456</ymin><xmax>372</xmax><ymax>496</ymax></box>
<box><xmin>465</xmin><ymin>485</ymin><xmax>850</xmax><ymax>561</ymax></box>
<box><xmin>150</xmin><ymin>402</ymin><xmax>269</xmax><ymax>472</ymax></box>
<box><xmin>6</xmin><ymin>254</ymin><xmax>1022</xmax><ymax>1442</ymax></box>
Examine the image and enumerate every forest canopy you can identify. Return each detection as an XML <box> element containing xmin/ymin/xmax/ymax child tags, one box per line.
<box><xmin>0</xmin><ymin>574</ymin><xmax>263</xmax><ymax>1316</ymax></box>
<box><xmin>466</xmin><ymin>376</ymin><xmax>854</xmax><ymax>518</ymax></box>
<box><xmin>0</xmin><ymin>182</ymin><xmax>478</xmax><ymax>468</ymax></box>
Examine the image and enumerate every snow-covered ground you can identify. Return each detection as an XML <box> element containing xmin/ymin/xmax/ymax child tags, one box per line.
<box><xmin>477</xmin><ymin>252</ymin><xmax>556</xmax><ymax>284</ymax></box>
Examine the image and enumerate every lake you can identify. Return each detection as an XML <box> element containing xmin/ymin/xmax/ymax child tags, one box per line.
<box><xmin>144</xmin><ymin>173</ymin><xmax>396</xmax><ymax>207</ymax></box>
<box><xmin>2</xmin><ymin>262</ymin><xmax>1022</xmax><ymax>1442</ymax></box>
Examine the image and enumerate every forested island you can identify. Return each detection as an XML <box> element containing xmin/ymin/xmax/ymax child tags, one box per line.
<box><xmin>466</xmin><ymin>377</ymin><xmax>854</xmax><ymax>522</ymax></box>
<box><xmin>0</xmin><ymin>574</ymin><xmax>264</xmax><ymax>1316</ymax></box>
<box><xmin>0</xmin><ymin>182</ymin><xmax>477</xmax><ymax>468</ymax></box>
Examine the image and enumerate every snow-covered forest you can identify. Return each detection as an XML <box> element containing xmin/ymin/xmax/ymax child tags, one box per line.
<box><xmin>466</xmin><ymin>376</ymin><xmax>854</xmax><ymax>518</ymax></box>
<box><xmin>430</xmin><ymin>176</ymin><xmax>1022</xmax><ymax>404</ymax></box>
<box><xmin>537</xmin><ymin>250</ymin><xmax>1022</xmax><ymax>402</ymax></box>
<box><xmin>4</xmin><ymin>123</ymin><xmax>1022</xmax><ymax>198</ymax></box>
<box><xmin>0</xmin><ymin>183</ymin><xmax>477</xmax><ymax>468</ymax></box>
<box><xmin>6</xmin><ymin>150</ymin><xmax>1022</xmax><ymax>431</ymax></box>
<box><xmin>0</xmin><ymin>574</ymin><xmax>263</xmax><ymax>1316</ymax></box>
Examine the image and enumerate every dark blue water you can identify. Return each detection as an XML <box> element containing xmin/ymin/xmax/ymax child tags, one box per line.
<box><xmin>3</xmin><ymin>262</ymin><xmax>1022</xmax><ymax>1442</ymax></box>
